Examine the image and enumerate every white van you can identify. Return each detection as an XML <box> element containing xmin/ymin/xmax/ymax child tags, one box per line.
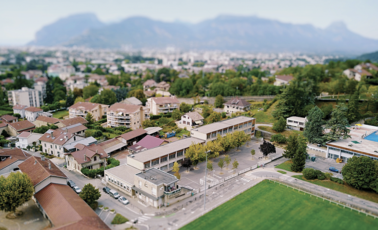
<box><xmin>109</xmin><ymin>189</ymin><xmax>120</xmax><ymax>199</ymax></box>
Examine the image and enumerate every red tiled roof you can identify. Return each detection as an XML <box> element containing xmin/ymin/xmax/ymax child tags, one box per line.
<box><xmin>39</xmin><ymin>125</ymin><xmax>87</xmax><ymax>145</ymax></box>
<box><xmin>67</xmin><ymin>145</ymin><xmax>107</xmax><ymax>164</ymax></box>
<box><xmin>69</xmin><ymin>102</ymin><xmax>105</xmax><ymax>111</ymax></box>
<box><xmin>137</xmin><ymin>135</ymin><xmax>164</xmax><ymax>149</ymax></box>
<box><xmin>60</xmin><ymin>117</ymin><xmax>88</xmax><ymax>127</ymax></box>
<box><xmin>151</xmin><ymin>97</ymin><xmax>179</xmax><ymax>104</ymax></box>
<box><xmin>36</xmin><ymin>116</ymin><xmax>60</xmax><ymax>124</ymax></box>
<box><xmin>184</xmin><ymin>112</ymin><xmax>204</xmax><ymax>121</ymax></box>
<box><xmin>25</xmin><ymin>106</ymin><xmax>43</xmax><ymax>112</ymax></box>
<box><xmin>0</xmin><ymin>148</ymin><xmax>31</xmax><ymax>170</ymax></box>
<box><xmin>18</xmin><ymin>131</ymin><xmax>31</xmax><ymax>138</ymax></box>
<box><xmin>18</xmin><ymin>156</ymin><xmax>66</xmax><ymax>186</ymax></box>
<box><xmin>108</xmin><ymin>103</ymin><xmax>141</xmax><ymax>114</ymax></box>
<box><xmin>8</xmin><ymin>120</ymin><xmax>35</xmax><ymax>131</ymax></box>
<box><xmin>1</xmin><ymin>114</ymin><xmax>17</xmax><ymax>122</ymax></box>
<box><xmin>119</xmin><ymin>128</ymin><xmax>147</xmax><ymax>141</ymax></box>
<box><xmin>13</xmin><ymin>104</ymin><xmax>28</xmax><ymax>110</ymax></box>
<box><xmin>35</xmin><ymin>77</ymin><xmax>48</xmax><ymax>83</ymax></box>
<box><xmin>275</xmin><ymin>75</ymin><xmax>294</xmax><ymax>82</ymax></box>
<box><xmin>34</xmin><ymin>184</ymin><xmax>110</xmax><ymax>230</ymax></box>
<box><xmin>143</xmin><ymin>79</ymin><xmax>157</xmax><ymax>86</ymax></box>
<box><xmin>224</xmin><ymin>97</ymin><xmax>250</xmax><ymax>107</ymax></box>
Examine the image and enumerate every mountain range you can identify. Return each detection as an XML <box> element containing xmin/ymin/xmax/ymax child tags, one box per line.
<box><xmin>28</xmin><ymin>13</ymin><xmax>378</xmax><ymax>55</ymax></box>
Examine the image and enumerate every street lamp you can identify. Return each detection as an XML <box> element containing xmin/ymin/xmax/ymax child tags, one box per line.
<box><xmin>204</xmin><ymin>150</ymin><xmax>211</xmax><ymax>211</ymax></box>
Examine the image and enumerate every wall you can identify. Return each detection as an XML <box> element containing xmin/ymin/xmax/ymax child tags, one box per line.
<box><xmin>127</xmin><ymin>157</ymin><xmax>145</xmax><ymax>170</ymax></box>
<box><xmin>104</xmin><ymin>172</ymin><xmax>134</xmax><ymax>197</ymax></box>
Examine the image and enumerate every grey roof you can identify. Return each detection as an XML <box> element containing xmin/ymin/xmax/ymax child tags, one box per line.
<box><xmin>192</xmin><ymin>116</ymin><xmax>254</xmax><ymax>134</ymax></box>
<box><xmin>130</xmin><ymin>137</ymin><xmax>204</xmax><ymax>162</ymax></box>
<box><xmin>105</xmin><ymin>164</ymin><xmax>141</xmax><ymax>185</ymax></box>
<box><xmin>124</xmin><ymin>97</ymin><xmax>142</xmax><ymax>105</ymax></box>
<box><xmin>63</xmin><ymin>137</ymin><xmax>97</xmax><ymax>151</ymax></box>
<box><xmin>224</xmin><ymin>97</ymin><xmax>250</xmax><ymax>107</ymax></box>
<box><xmin>144</xmin><ymin>127</ymin><xmax>163</xmax><ymax>135</ymax></box>
<box><xmin>135</xmin><ymin>168</ymin><xmax>178</xmax><ymax>186</ymax></box>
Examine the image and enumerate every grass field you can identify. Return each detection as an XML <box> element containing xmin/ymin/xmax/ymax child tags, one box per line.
<box><xmin>53</xmin><ymin>110</ymin><xmax>69</xmax><ymax>119</ymax></box>
<box><xmin>275</xmin><ymin>160</ymin><xmax>293</xmax><ymax>171</ymax></box>
<box><xmin>0</xmin><ymin>110</ymin><xmax>13</xmax><ymax>116</ymax></box>
<box><xmin>258</xmin><ymin>126</ymin><xmax>304</xmax><ymax>138</ymax></box>
<box><xmin>277</xmin><ymin>170</ymin><xmax>287</xmax><ymax>174</ymax></box>
<box><xmin>181</xmin><ymin>180</ymin><xmax>378</xmax><ymax>230</ymax></box>
<box><xmin>251</xmin><ymin>100</ymin><xmax>278</xmax><ymax>124</ymax></box>
<box><xmin>293</xmin><ymin>175</ymin><xmax>378</xmax><ymax>203</ymax></box>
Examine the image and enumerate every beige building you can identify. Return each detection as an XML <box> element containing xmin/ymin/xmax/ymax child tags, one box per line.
<box><xmin>190</xmin><ymin>116</ymin><xmax>255</xmax><ymax>142</ymax></box>
<box><xmin>274</xmin><ymin>75</ymin><xmax>294</xmax><ymax>86</ymax></box>
<box><xmin>7</xmin><ymin>120</ymin><xmax>35</xmax><ymax>136</ymax></box>
<box><xmin>223</xmin><ymin>97</ymin><xmax>250</xmax><ymax>115</ymax></box>
<box><xmin>147</xmin><ymin>97</ymin><xmax>180</xmax><ymax>115</ymax></box>
<box><xmin>68</xmin><ymin>102</ymin><xmax>109</xmax><ymax>121</ymax></box>
<box><xmin>56</xmin><ymin>116</ymin><xmax>88</xmax><ymax>128</ymax></box>
<box><xmin>107</xmin><ymin>103</ymin><xmax>146</xmax><ymax>129</ymax></box>
<box><xmin>65</xmin><ymin>143</ymin><xmax>108</xmax><ymax>172</ymax></box>
<box><xmin>8</xmin><ymin>87</ymin><xmax>43</xmax><ymax>107</ymax></box>
<box><xmin>33</xmin><ymin>116</ymin><xmax>61</xmax><ymax>128</ymax></box>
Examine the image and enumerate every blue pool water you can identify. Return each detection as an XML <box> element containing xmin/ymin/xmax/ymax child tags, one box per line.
<box><xmin>364</xmin><ymin>131</ymin><xmax>378</xmax><ymax>142</ymax></box>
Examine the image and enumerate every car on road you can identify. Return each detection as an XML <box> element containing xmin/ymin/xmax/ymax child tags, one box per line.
<box><xmin>118</xmin><ymin>196</ymin><xmax>129</xmax><ymax>205</ymax></box>
<box><xmin>109</xmin><ymin>189</ymin><xmax>120</xmax><ymax>199</ymax></box>
<box><xmin>103</xmin><ymin>187</ymin><xmax>111</xmax><ymax>194</ymax></box>
<box><xmin>72</xmin><ymin>186</ymin><xmax>82</xmax><ymax>194</ymax></box>
<box><xmin>329</xmin><ymin>167</ymin><xmax>339</xmax><ymax>173</ymax></box>
<box><xmin>67</xmin><ymin>180</ymin><xmax>76</xmax><ymax>188</ymax></box>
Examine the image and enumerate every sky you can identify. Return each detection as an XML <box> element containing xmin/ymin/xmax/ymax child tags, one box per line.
<box><xmin>1</xmin><ymin>0</ymin><xmax>378</xmax><ymax>45</ymax></box>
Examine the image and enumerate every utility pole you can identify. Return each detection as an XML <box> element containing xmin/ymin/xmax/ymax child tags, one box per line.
<box><xmin>204</xmin><ymin>150</ymin><xmax>211</xmax><ymax>211</ymax></box>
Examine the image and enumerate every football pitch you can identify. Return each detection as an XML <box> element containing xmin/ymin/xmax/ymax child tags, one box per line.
<box><xmin>180</xmin><ymin>180</ymin><xmax>378</xmax><ymax>230</ymax></box>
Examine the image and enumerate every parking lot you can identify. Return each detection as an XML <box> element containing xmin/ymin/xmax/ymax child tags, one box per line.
<box><xmin>305</xmin><ymin>156</ymin><xmax>345</xmax><ymax>178</ymax></box>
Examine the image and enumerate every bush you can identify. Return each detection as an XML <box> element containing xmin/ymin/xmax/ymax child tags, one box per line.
<box><xmin>272</xmin><ymin>117</ymin><xmax>286</xmax><ymax>132</ymax></box>
<box><xmin>330</xmin><ymin>177</ymin><xmax>344</xmax><ymax>184</ymax></box>
<box><xmin>303</xmin><ymin>168</ymin><xmax>317</xmax><ymax>180</ymax></box>
<box><xmin>324</xmin><ymin>172</ymin><xmax>333</xmax><ymax>180</ymax></box>
<box><xmin>255</xmin><ymin>130</ymin><xmax>262</xmax><ymax>138</ymax></box>
<box><xmin>81</xmin><ymin>158</ymin><xmax>120</xmax><ymax>178</ymax></box>
<box><xmin>270</xmin><ymin>134</ymin><xmax>287</xmax><ymax>144</ymax></box>
<box><xmin>111</xmin><ymin>213</ymin><xmax>129</xmax><ymax>225</ymax></box>
<box><xmin>221</xmin><ymin>112</ymin><xmax>227</xmax><ymax>118</ymax></box>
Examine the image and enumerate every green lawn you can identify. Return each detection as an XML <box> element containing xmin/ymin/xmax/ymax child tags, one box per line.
<box><xmin>181</xmin><ymin>180</ymin><xmax>378</xmax><ymax>230</ymax></box>
<box><xmin>277</xmin><ymin>170</ymin><xmax>287</xmax><ymax>174</ymax></box>
<box><xmin>176</xmin><ymin>129</ymin><xmax>190</xmax><ymax>138</ymax></box>
<box><xmin>275</xmin><ymin>160</ymin><xmax>292</xmax><ymax>172</ymax></box>
<box><xmin>293</xmin><ymin>175</ymin><xmax>378</xmax><ymax>203</ymax></box>
<box><xmin>258</xmin><ymin>126</ymin><xmax>303</xmax><ymax>138</ymax></box>
<box><xmin>53</xmin><ymin>110</ymin><xmax>69</xmax><ymax>119</ymax></box>
<box><xmin>250</xmin><ymin>100</ymin><xmax>278</xmax><ymax>124</ymax></box>
<box><xmin>0</xmin><ymin>110</ymin><xmax>13</xmax><ymax>116</ymax></box>
<box><xmin>103</xmin><ymin>132</ymin><xmax>118</xmax><ymax>138</ymax></box>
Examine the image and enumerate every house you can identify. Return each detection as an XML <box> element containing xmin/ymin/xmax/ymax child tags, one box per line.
<box><xmin>143</xmin><ymin>79</ymin><xmax>157</xmax><ymax>91</ymax></box>
<box><xmin>274</xmin><ymin>75</ymin><xmax>294</xmax><ymax>86</ymax></box>
<box><xmin>98</xmin><ymin>85</ymin><xmax>120</xmax><ymax>94</ymax></box>
<box><xmin>128</xmin><ymin>135</ymin><xmax>167</xmax><ymax>154</ymax></box>
<box><xmin>22</xmin><ymin>70</ymin><xmax>43</xmax><ymax>80</ymax></box>
<box><xmin>88</xmin><ymin>74</ymin><xmax>108</xmax><ymax>86</ymax></box>
<box><xmin>286</xmin><ymin>116</ymin><xmax>307</xmax><ymax>131</ymax></box>
<box><xmin>1</xmin><ymin>78</ymin><xmax>14</xmax><ymax>85</ymax></box>
<box><xmin>65</xmin><ymin>143</ymin><xmax>108</xmax><ymax>172</ymax></box>
<box><xmin>7</xmin><ymin>120</ymin><xmax>35</xmax><ymax>136</ymax></box>
<box><xmin>33</xmin><ymin>116</ymin><xmax>60</xmax><ymax>128</ymax></box>
<box><xmin>0</xmin><ymin>148</ymin><xmax>31</xmax><ymax>175</ymax></box>
<box><xmin>18</xmin><ymin>156</ymin><xmax>109</xmax><ymax>229</ymax></box>
<box><xmin>180</xmin><ymin>112</ymin><xmax>204</xmax><ymax>126</ymax></box>
<box><xmin>147</xmin><ymin>97</ymin><xmax>180</xmax><ymax>115</ymax></box>
<box><xmin>190</xmin><ymin>116</ymin><xmax>255</xmax><ymax>142</ymax></box>
<box><xmin>354</xmin><ymin>63</ymin><xmax>378</xmax><ymax>72</ymax></box>
<box><xmin>69</xmin><ymin>102</ymin><xmax>109</xmax><ymax>121</ymax></box>
<box><xmin>223</xmin><ymin>97</ymin><xmax>250</xmax><ymax>114</ymax></box>
<box><xmin>119</xmin><ymin>128</ymin><xmax>147</xmax><ymax>146</ymax></box>
<box><xmin>0</xmin><ymin>114</ymin><xmax>18</xmax><ymax>123</ymax></box>
<box><xmin>8</xmin><ymin>87</ymin><xmax>43</xmax><ymax>107</ymax></box>
<box><xmin>13</xmin><ymin>104</ymin><xmax>28</xmax><ymax>118</ymax></box>
<box><xmin>47</xmin><ymin>64</ymin><xmax>75</xmax><ymax>80</ymax></box>
<box><xmin>16</xmin><ymin>131</ymin><xmax>43</xmax><ymax>149</ymax></box>
<box><xmin>57</xmin><ymin>116</ymin><xmax>88</xmax><ymax>128</ymax></box>
<box><xmin>343</xmin><ymin>69</ymin><xmax>373</xmax><ymax>81</ymax></box>
<box><xmin>39</xmin><ymin>124</ymin><xmax>87</xmax><ymax>157</ymax></box>
<box><xmin>155</xmin><ymin>81</ymin><xmax>170</xmax><ymax>91</ymax></box>
<box><xmin>94</xmin><ymin>137</ymin><xmax>127</xmax><ymax>156</ymax></box>
<box><xmin>107</xmin><ymin>103</ymin><xmax>146</xmax><ymax>129</ymax></box>
<box><xmin>25</xmin><ymin>106</ymin><xmax>43</xmax><ymax>122</ymax></box>
<box><xmin>122</xmin><ymin>97</ymin><xmax>142</xmax><ymax>106</ymax></box>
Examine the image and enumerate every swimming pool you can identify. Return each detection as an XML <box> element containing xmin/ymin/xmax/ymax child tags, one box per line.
<box><xmin>364</xmin><ymin>131</ymin><xmax>378</xmax><ymax>142</ymax></box>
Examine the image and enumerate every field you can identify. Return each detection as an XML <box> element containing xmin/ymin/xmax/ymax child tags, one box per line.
<box><xmin>293</xmin><ymin>175</ymin><xmax>378</xmax><ymax>203</ymax></box>
<box><xmin>258</xmin><ymin>125</ymin><xmax>303</xmax><ymax>138</ymax></box>
<box><xmin>250</xmin><ymin>100</ymin><xmax>278</xmax><ymax>124</ymax></box>
<box><xmin>52</xmin><ymin>110</ymin><xmax>69</xmax><ymax>119</ymax></box>
<box><xmin>275</xmin><ymin>160</ymin><xmax>293</xmax><ymax>171</ymax></box>
<box><xmin>181</xmin><ymin>180</ymin><xmax>378</xmax><ymax>230</ymax></box>
<box><xmin>0</xmin><ymin>110</ymin><xmax>13</xmax><ymax>116</ymax></box>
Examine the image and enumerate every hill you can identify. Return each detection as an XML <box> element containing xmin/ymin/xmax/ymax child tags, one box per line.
<box><xmin>357</xmin><ymin>51</ymin><xmax>378</xmax><ymax>62</ymax></box>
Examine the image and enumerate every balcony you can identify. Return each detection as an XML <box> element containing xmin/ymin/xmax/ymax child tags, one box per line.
<box><xmin>164</xmin><ymin>187</ymin><xmax>181</xmax><ymax>196</ymax></box>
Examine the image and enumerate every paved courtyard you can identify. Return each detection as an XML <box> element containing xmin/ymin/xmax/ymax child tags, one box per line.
<box><xmin>305</xmin><ymin>157</ymin><xmax>345</xmax><ymax>178</ymax></box>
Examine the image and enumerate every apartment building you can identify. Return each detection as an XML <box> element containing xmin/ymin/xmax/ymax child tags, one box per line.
<box><xmin>33</xmin><ymin>81</ymin><xmax>46</xmax><ymax>98</ymax></box>
<box><xmin>68</xmin><ymin>102</ymin><xmax>109</xmax><ymax>121</ymax></box>
<box><xmin>24</xmin><ymin>106</ymin><xmax>43</xmax><ymax>122</ymax></box>
<box><xmin>47</xmin><ymin>64</ymin><xmax>75</xmax><ymax>80</ymax></box>
<box><xmin>223</xmin><ymin>97</ymin><xmax>250</xmax><ymax>114</ymax></box>
<box><xmin>8</xmin><ymin>87</ymin><xmax>43</xmax><ymax>107</ymax></box>
<box><xmin>107</xmin><ymin>103</ymin><xmax>145</xmax><ymax>129</ymax></box>
<box><xmin>190</xmin><ymin>116</ymin><xmax>255</xmax><ymax>142</ymax></box>
<box><xmin>147</xmin><ymin>97</ymin><xmax>180</xmax><ymax>115</ymax></box>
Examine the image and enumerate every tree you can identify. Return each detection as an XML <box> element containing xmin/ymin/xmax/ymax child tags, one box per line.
<box><xmin>260</xmin><ymin>140</ymin><xmax>276</xmax><ymax>157</ymax></box>
<box><xmin>342</xmin><ymin>156</ymin><xmax>378</xmax><ymax>191</ymax></box>
<box><xmin>99</xmin><ymin>89</ymin><xmax>117</xmax><ymax>105</ymax></box>
<box><xmin>218</xmin><ymin>158</ymin><xmax>224</xmax><ymax>171</ymax></box>
<box><xmin>74</xmin><ymin>97</ymin><xmax>85</xmax><ymax>104</ymax></box>
<box><xmin>172</xmin><ymin>109</ymin><xmax>181</xmax><ymax>120</ymax></box>
<box><xmin>204</xmin><ymin>139</ymin><xmax>224</xmax><ymax>159</ymax></box>
<box><xmin>181</xmin><ymin>158</ymin><xmax>192</xmax><ymax>171</ymax></box>
<box><xmin>347</xmin><ymin>91</ymin><xmax>360</xmax><ymax>123</ymax></box>
<box><xmin>86</xmin><ymin>112</ymin><xmax>94</xmax><ymax>124</ymax></box>
<box><xmin>224</xmin><ymin>155</ymin><xmax>231</xmax><ymax>169</ymax></box>
<box><xmin>232</xmin><ymin>160</ymin><xmax>239</xmax><ymax>171</ymax></box>
<box><xmin>73</xmin><ymin>88</ymin><xmax>83</xmax><ymax>98</ymax></box>
<box><xmin>54</xmin><ymin>90</ymin><xmax>66</xmax><ymax>102</ymax></box>
<box><xmin>205</xmin><ymin>112</ymin><xmax>221</xmax><ymax>124</ymax></box>
<box><xmin>180</xmin><ymin>102</ymin><xmax>191</xmax><ymax>113</ymax></box>
<box><xmin>184</xmin><ymin>143</ymin><xmax>205</xmax><ymax>167</ymax></box>
<box><xmin>113</xmin><ymin>88</ymin><xmax>129</xmax><ymax>102</ymax></box>
<box><xmin>283</xmin><ymin>135</ymin><xmax>298</xmax><ymax>159</ymax></box>
<box><xmin>220</xmin><ymin>133</ymin><xmax>236</xmax><ymax>152</ymax></box>
<box><xmin>232</xmin><ymin>131</ymin><xmax>249</xmax><ymax>150</ymax></box>
<box><xmin>272</xmin><ymin>117</ymin><xmax>286</xmax><ymax>132</ymax></box>
<box><xmin>251</xmin><ymin>149</ymin><xmax>255</xmax><ymax>160</ymax></box>
<box><xmin>172</xmin><ymin>162</ymin><xmax>181</xmax><ymax>180</ymax></box>
<box><xmin>79</xmin><ymin>183</ymin><xmax>101</xmax><ymax>207</ymax></box>
<box><xmin>303</xmin><ymin>106</ymin><xmax>324</xmax><ymax>144</ymax></box>
<box><xmin>214</xmin><ymin>95</ymin><xmax>224</xmax><ymax>108</ymax></box>
<box><xmin>83</xmin><ymin>85</ymin><xmax>99</xmax><ymax>99</ymax></box>
<box><xmin>290</xmin><ymin>135</ymin><xmax>307</xmax><ymax>172</ymax></box>
<box><xmin>207</xmin><ymin>161</ymin><xmax>213</xmax><ymax>172</ymax></box>
<box><xmin>324</xmin><ymin>105</ymin><xmax>351</xmax><ymax>143</ymax></box>
<box><xmin>0</xmin><ymin>172</ymin><xmax>34</xmax><ymax>215</ymax></box>
<box><xmin>128</xmin><ymin>89</ymin><xmax>146</xmax><ymax>102</ymax></box>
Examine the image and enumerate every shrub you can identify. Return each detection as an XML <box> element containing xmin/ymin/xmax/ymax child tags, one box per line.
<box><xmin>81</xmin><ymin>158</ymin><xmax>120</xmax><ymax>178</ymax></box>
<box><xmin>314</xmin><ymin>170</ymin><xmax>325</xmax><ymax>180</ymax></box>
<box><xmin>221</xmin><ymin>112</ymin><xmax>227</xmax><ymax>118</ymax></box>
<box><xmin>270</xmin><ymin>134</ymin><xmax>287</xmax><ymax>144</ymax></box>
<box><xmin>324</xmin><ymin>172</ymin><xmax>333</xmax><ymax>180</ymax></box>
<box><xmin>255</xmin><ymin>130</ymin><xmax>262</xmax><ymax>138</ymax></box>
<box><xmin>303</xmin><ymin>168</ymin><xmax>316</xmax><ymax>180</ymax></box>
<box><xmin>330</xmin><ymin>177</ymin><xmax>344</xmax><ymax>184</ymax></box>
<box><xmin>111</xmin><ymin>213</ymin><xmax>129</xmax><ymax>225</ymax></box>
<box><xmin>272</xmin><ymin>117</ymin><xmax>286</xmax><ymax>132</ymax></box>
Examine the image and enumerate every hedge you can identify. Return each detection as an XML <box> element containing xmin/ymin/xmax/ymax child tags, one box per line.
<box><xmin>270</xmin><ymin>134</ymin><xmax>287</xmax><ymax>144</ymax></box>
<box><xmin>330</xmin><ymin>177</ymin><xmax>344</xmax><ymax>184</ymax></box>
<box><xmin>81</xmin><ymin>158</ymin><xmax>120</xmax><ymax>178</ymax></box>
<box><xmin>150</xmin><ymin>113</ymin><xmax>172</xmax><ymax>120</ymax></box>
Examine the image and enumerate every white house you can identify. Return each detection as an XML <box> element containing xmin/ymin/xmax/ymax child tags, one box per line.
<box><xmin>274</xmin><ymin>75</ymin><xmax>294</xmax><ymax>86</ymax></box>
<box><xmin>343</xmin><ymin>69</ymin><xmax>373</xmax><ymax>82</ymax></box>
<box><xmin>25</xmin><ymin>107</ymin><xmax>43</xmax><ymax>122</ymax></box>
<box><xmin>180</xmin><ymin>112</ymin><xmax>204</xmax><ymax>126</ymax></box>
<box><xmin>16</xmin><ymin>131</ymin><xmax>43</xmax><ymax>149</ymax></box>
<box><xmin>286</xmin><ymin>116</ymin><xmax>307</xmax><ymax>131</ymax></box>
<box><xmin>12</xmin><ymin>105</ymin><xmax>28</xmax><ymax>118</ymax></box>
<box><xmin>223</xmin><ymin>97</ymin><xmax>250</xmax><ymax>115</ymax></box>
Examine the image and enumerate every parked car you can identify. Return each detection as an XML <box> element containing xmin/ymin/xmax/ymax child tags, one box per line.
<box><xmin>72</xmin><ymin>186</ymin><xmax>82</xmax><ymax>194</ymax></box>
<box><xmin>329</xmin><ymin>167</ymin><xmax>339</xmax><ymax>173</ymax></box>
<box><xmin>103</xmin><ymin>187</ymin><xmax>111</xmax><ymax>194</ymax></box>
<box><xmin>67</xmin><ymin>180</ymin><xmax>76</xmax><ymax>188</ymax></box>
<box><xmin>109</xmin><ymin>189</ymin><xmax>120</xmax><ymax>199</ymax></box>
<box><xmin>118</xmin><ymin>196</ymin><xmax>129</xmax><ymax>205</ymax></box>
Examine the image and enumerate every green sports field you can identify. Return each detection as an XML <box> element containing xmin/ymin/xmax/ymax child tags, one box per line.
<box><xmin>181</xmin><ymin>180</ymin><xmax>377</xmax><ymax>230</ymax></box>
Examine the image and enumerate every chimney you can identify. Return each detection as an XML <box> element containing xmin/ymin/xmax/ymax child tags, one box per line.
<box><xmin>84</xmin><ymin>154</ymin><xmax>87</xmax><ymax>161</ymax></box>
<box><xmin>51</xmin><ymin>132</ymin><xmax>53</xmax><ymax>138</ymax></box>
<box><xmin>48</xmin><ymin>161</ymin><xmax>51</xmax><ymax>170</ymax></box>
<box><xmin>41</xmin><ymin>155</ymin><xmax>45</xmax><ymax>161</ymax></box>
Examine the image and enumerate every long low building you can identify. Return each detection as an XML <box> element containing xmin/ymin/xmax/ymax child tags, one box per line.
<box><xmin>190</xmin><ymin>116</ymin><xmax>255</xmax><ymax>142</ymax></box>
<box><xmin>127</xmin><ymin>137</ymin><xmax>205</xmax><ymax>171</ymax></box>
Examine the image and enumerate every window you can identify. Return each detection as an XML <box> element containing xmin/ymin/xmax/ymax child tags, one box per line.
<box><xmin>152</xmin><ymin>187</ymin><xmax>157</xmax><ymax>196</ymax></box>
<box><xmin>169</xmin><ymin>162</ymin><xmax>174</xmax><ymax>168</ymax></box>
<box><xmin>144</xmin><ymin>162</ymin><xmax>150</xmax><ymax>168</ymax></box>
<box><xmin>223</xmin><ymin>129</ymin><xmax>227</xmax><ymax>134</ymax></box>
<box><xmin>152</xmin><ymin>159</ymin><xmax>159</xmax><ymax>166</ymax></box>
<box><xmin>288</xmin><ymin>120</ymin><xmax>293</xmax><ymax>123</ymax></box>
<box><xmin>169</xmin><ymin>154</ymin><xmax>176</xmax><ymax>160</ymax></box>
<box><xmin>207</xmin><ymin>134</ymin><xmax>211</xmax><ymax>139</ymax></box>
<box><xmin>211</xmin><ymin>132</ymin><xmax>216</xmax><ymax>138</ymax></box>
<box><xmin>94</xmin><ymin>156</ymin><xmax>97</xmax><ymax>161</ymax></box>
<box><xmin>161</xmin><ymin>156</ymin><xmax>168</xmax><ymax>163</ymax></box>
<box><xmin>234</xmin><ymin>125</ymin><xmax>238</xmax><ymax>130</ymax></box>
<box><xmin>177</xmin><ymin>150</ymin><xmax>183</xmax><ymax>157</ymax></box>
<box><xmin>228</xmin><ymin>127</ymin><xmax>233</xmax><ymax>132</ymax></box>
